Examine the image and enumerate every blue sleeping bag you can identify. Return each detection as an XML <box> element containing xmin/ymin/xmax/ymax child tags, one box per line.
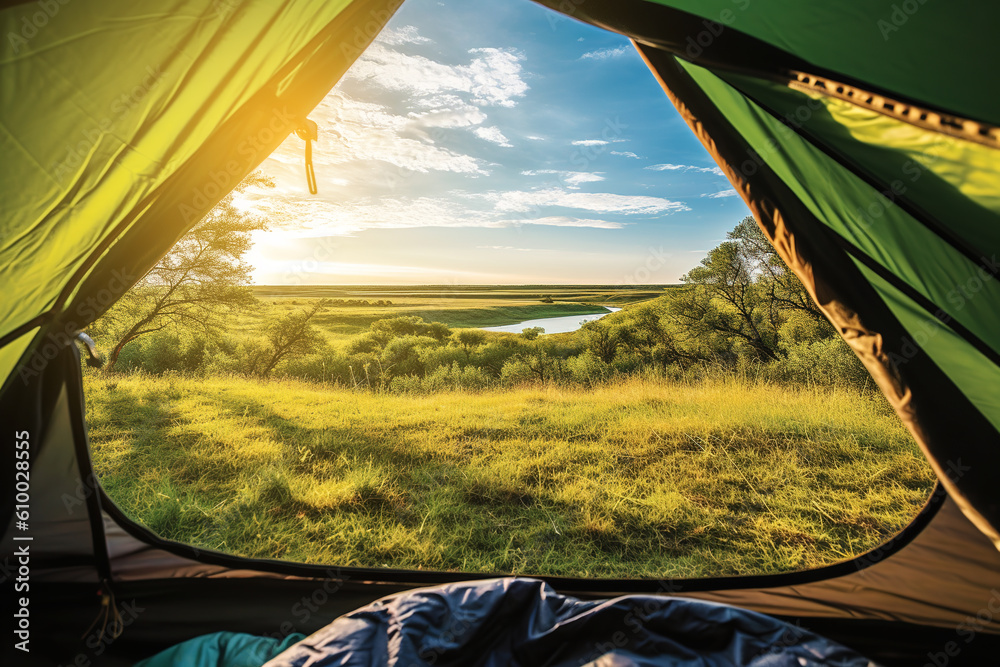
<box><xmin>134</xmin><ymin>631</ymin><xmax>305</xmax><ymax>667</ymax></box>
<box><xmin>265</xmin><ymin>578</ymin><xmax>877</xmax><ymax>666</ymax></box>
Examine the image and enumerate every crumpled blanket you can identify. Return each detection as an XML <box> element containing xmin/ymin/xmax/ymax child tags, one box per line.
<box><xmin>265</xmin><ymin>577</ymin><xmax>877</xmax><ymax>667</ymax></box>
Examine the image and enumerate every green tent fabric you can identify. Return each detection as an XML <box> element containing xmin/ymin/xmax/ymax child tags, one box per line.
<box><xmin>0</xmin><ymin>0</ymin><xmax>403</xmax><ymax>387</ymax></box>
<box><xmin>2</xmin><ymin>1</ymin><xmax>1000</xmax><ymax>665</ymax></box>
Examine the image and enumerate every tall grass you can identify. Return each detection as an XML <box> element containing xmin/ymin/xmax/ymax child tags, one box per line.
<box><xmin>85</xmin><ymin>372</ymin><xmax>934</xmax><ymax>579</ymax></box>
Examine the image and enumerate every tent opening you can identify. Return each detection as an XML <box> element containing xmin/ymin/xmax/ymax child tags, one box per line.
<box><xmin>80</xmin><ymin>0</ymin><xmax>934</xmax><ymax>583</ymax></box>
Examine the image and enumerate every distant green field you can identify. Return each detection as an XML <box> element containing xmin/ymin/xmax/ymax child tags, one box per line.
<box><xmin>252</xmin><ymin>284</ymin><xmax>673</xmax><ymax>304</ymax></box>
<box><xmin>86</xmin><ymin>372</ymin><xmax>934</xmax><ymax>579</ymax></box>
<box><xmin>242</xmin><ymin>284</ymin><xmax>668</xmax><ymax>343</ymax></box>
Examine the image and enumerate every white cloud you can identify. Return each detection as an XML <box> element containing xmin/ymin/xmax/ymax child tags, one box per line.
<box><xmin>572</xmin><ymin>139</ymin><xmax>609</xmax><ymax>146</ymax></box>
<box><xmin>497</xmin><ymin>215</ymin><xmax>624</xmax><ymax>229</ymax></box>
<box><xmin>346</xmin><ymin>43</ymin><xmax>528</xmax><ymax>108</ymax></box>
<box><xmin>702</xmin><ymin>189</ymin><xmax>738</xmax><ymax>198</ymax></box>
<box><xmin>646</xmin><ymin>163</ymin><xmax>725</xmax><ymax>176</ymax></box>
<box><xmin>611</xmin><ymin>151</ymin><xmax>641</xmax><ymax>159</ymax></box>
<box><xmin>579</xmin><ymin>45</ymin><xmax>631</xmax><ymax>60</ymax></box>
<box><xmin>408</xmin><ymin>105</ymin><xmax>487</xmax><ymax>128</ymax></box>
<box><xmin>293</xmin><ymin>91</ymin><xmax>487</xmax><ymax>175</ymax></box>
<box><xmin>481</xmin><ymin>188</ymin><xmax>690</xmax><ymax>215</ymax></box>
<box><xmin>241</xmin><ymin>190</ymin><xmax>638</xmax><ymax>240</ymax></box>
<box><xmin>477</xmin><ymin>245</ymin><xmax>545</xmax><ymax>251</ymax></box>
<box><xmin>521</xmin><ymin>169</ymin><xmax>605</xmax><ymax>188</ymax></box>
<box><xmin>474</xmin><ymin>126</ymin><xmax>513</xmax><ymax>147</ymax></box>
<box><xmin>377</xmin><ymin>26</ymin><xmax>432</xmax><ymax>46</ymax></box>
<box><xmin>525</xmin><ymin>135</ymin><xmax>545</xmax><ymax>141</ymax></box>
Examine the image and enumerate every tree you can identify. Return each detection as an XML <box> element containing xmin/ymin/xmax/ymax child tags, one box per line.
<box><xmin>370</xmin><ymin>316</ymin><xmax>429</xmax><ymax>339</ymax></box>
<box><xmin>665</xmin><ymin>216</ymin><xmax>831</xmax><ymax>362</ymax></box>
<box><xmin>521</xmin><ymin>326</ymin><xmax>544</xmax><ymax>340</ymax></box>
<box><xmin>580</xmin><ymin>320</ymin><xmax>620</xmax><ymax>364</ymax></box>
<box><xmin>619</xmin><ymin>301</ymin><xmax>695</xmax><ymax>370</ymax></box>
<box><xmin>454</xmin><ymin>329</ymin><xmax>486</xmax><ymax>359</ymax></box>
<box><xmin>254</xmin><ymin>300</ymin><xmax>327</xmax><ymax>378</ymax></box>
<box><xmin>426</xmin><ymin>321</ymin><xmax>452</xmax><ymax>342</ymax></box>
<box><xmin>672</xmin><ymin>225</ymin><xmax>781</xmax><ymax>361</ymax></box>
<box><xmin>726</xmin><ymin>216</ymin><xmax>826</xmax><ymax>326</ymax></box>
<box><xmin>97</xmin><ymin>172</ymin><xmax>272</xmax><ymax>370</ymax></box>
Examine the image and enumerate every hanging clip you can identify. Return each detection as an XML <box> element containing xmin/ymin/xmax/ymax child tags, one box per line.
<box><xmin>295</xmin><ymin>118</ymin><xmax>318</xmax><ymax>195</ymax></box>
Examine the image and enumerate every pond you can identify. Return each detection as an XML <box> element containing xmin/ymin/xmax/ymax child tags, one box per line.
<box><xmin>481</xmin><ymin>307</ymin><xmax>622</xmax><ymax>335</ymax></box>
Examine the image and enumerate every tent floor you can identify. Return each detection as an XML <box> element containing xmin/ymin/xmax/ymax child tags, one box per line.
<box><xmin>17</xmin><ymin>579</ymin><xmax>1000</xmax><ymax>666</ymax></box>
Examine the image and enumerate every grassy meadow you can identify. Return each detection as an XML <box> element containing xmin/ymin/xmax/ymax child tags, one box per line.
<box><xmin>84</xmin><ymin>285</ymin><xmax>935</xmax><ymax>579</ymax></box>
<box><xmin>244</xmin><ymin>284</ymin><xmax>664</xmax><ymax>346</ymax></box>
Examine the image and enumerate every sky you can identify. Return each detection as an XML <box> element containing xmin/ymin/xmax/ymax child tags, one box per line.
<box><xmin>242</xmin><ymin>0</ymin><xmax>752</xmax><ymax>285</ymax></box>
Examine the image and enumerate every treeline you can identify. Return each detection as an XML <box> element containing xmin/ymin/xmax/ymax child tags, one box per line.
<box><xmin>275</xmin><ymin>298</ymin><xmax>393</xmax><ymax>307</ymax></box>
<box><xmin>93</xmin><ymin>217</ymin><xmax>871</xmax><ymax>392</ymax></box>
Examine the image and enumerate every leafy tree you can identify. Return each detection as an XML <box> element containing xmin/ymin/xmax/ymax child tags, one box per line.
<box><xmin>97</xmin><ymin>172</ymin><xmax>272</xmax><ymax>370</ymax></box>
<box><xmin>520</xmin><ymin>326</ymin><xmax>544</xmax><ymax>340</ymax></box>
<box><xmin>370</xmin><ymin>315</ymin><xmax>429</xmax><ymax>339</ymax></box>
<box><xmin>671</xmin><ymin>225</ymin><xmax>781</xmax><ymax>361</ymax></box>
<box><xmin>426</xmin><ymin>321</ymin><xmax>452</xmax><ymax>342</ymax></box>
<box><xmin>381</xmin><ymin>335</ymin><xmax>435</xmax><ymax>378</ymax></box>
<box><xmin>666</xmin><ymin>216</ymin><xmax>832</xmax><ymax>362</ymax></box>
<box><xmin>347</xmin><ymin>332</ymin><xmax>385</xmax><ymax>355</ymax></box>
<box><xmin>618</xmin><ymin>301</ymin><xmax>694</xmax><ymax>370</ymax></box>
<box><xmin>726</xmin><ymin>216</ymin><xmax>826</xmax><ymax>326</ymax></box>
<box><xmin>580</xmin><ymin>320</ymin><xmax>620</xmax><ymax>364</ymax></box>
<box><xmin>254</xmin><ymin>300</ymin><xmax>327</xmax><ymax>378</ymax></box>
<box><xmin>454</xmin><ymin>329</ymin><xmax>486</xmax><ymax>359</ymax></box>
<box><xmin>519</xmin><ymin>337</ymin><xmax>575</xmax><ymax>382</ymax></box>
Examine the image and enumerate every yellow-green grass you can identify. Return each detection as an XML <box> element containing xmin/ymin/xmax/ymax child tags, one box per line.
<box><xmin>84</xmin><ymin>373</ymin><xmax>934</xmax><ymax>579</ymax></box>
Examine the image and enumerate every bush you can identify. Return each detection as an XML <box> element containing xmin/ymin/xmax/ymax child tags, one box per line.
<box><xmin>389</xmin><ymin>363</ymin><xmax>493</xmax><ymax>393</ymax></box>
<box><xmin>765</xmin><ymin>339</ymin><xmax>870</xmax><ymax>389</ymax></box>
<box><xmin>144</xmin><ymin>333</ymin><xmax>185</xmax><ymax>373</ymax></box>
<box><xmin>499</xmin><ymin>359</ymin><xmax>535</xmax><ymax>387</ymax></box>
<box><xmin>389</xmin><ymin>375</ymin><xmax>424</xmax><ymax>393</ymax></box>
<box><xmin>381</xmin><ymin>336</ymin><xmax>436</xmax><ymax>378</ymax></box>
<box><xmin>470</xmin><ymin>341</ymin><xmax>523</xmax><ymax>377</ymax></box>
<box><xmin>280</xmin><ymin>351</ymin><xmax>353</xmax><ymax>384</ymax></box>
<box><xmin>419</xmin><ymin>344</ymin><xmax>467</xmax><ymax>373</ymax></box>
<box><xmin>428</xmin><ymin>363</ymin><xmax>492</xmax><ymax>391</ymax></box>
<box><xmin>610</xmin><ymin>349</ymin><xmax>645</xmax><ymax>375</ymax></box>
<box><xmin>370</xmin><ymin>316</ymin><xmax>429</xmax><ymax>339</ymax></box>
<box><xmin>566</xmin><ymin>351</ymin><xmax>612</xmax><ymax>385</ymax></box>
<box><xmin>181</xmin><ymin>335</ymin><xmax>208</xmax><ymax>373</ymax></box>
<box><xmin>347</xmin><ymin>332</ymin><xmax>387</xmax><ymax>355</ymax></box>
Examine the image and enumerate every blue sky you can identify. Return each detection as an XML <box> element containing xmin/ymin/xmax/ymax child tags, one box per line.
<box><xmin>244</xmin><ymin>0</ymin><xmax>752</xmax><ymax>285</ymax></box>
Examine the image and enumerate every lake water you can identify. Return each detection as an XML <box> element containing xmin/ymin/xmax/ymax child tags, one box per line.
<box><xmin>481</xmin><ymin>307</ymin><xmax>622</xmax><ymax>335</ymax></box>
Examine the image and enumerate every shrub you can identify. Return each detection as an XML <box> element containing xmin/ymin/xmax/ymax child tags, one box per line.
<box><xmin>280</xmin><ymin>351</ymin><xmax>352</xmax><ymax>384</ymax></box>
<box><xmin>566</xmin><ymin>351</ymin><xmax>612</xmax><ymax>385</ymax></box>
<box><xmin>370</xmin><ymin>316</ymin><xmax>429</xmax><ymax>339</ymax></box>
<box><xmin>470</xmin><ymin>341</ymin><xmax>523</xmax><ymax>377</ymax></box>
<box><xmin>145</xmin><ymin>333</ymin><xmax>185</xmax><ymax>374</ymax></box>
<box><xmin>381</xmin><ymin>336</ymin><xmax>436</xmax><ymax>378</ymax></box>
<box><xmin>765</xmin><ymin>339</ymin><xmax>870</xmax><ymax>389</ymax></box>
<box><xmin>181</xmin><ymin>335</ymin><xmax>208</xmax><ymax>373</ymax></box>
<box><xmin>419</xmin><ymin>344</ymin><xmax>467</xmax><ymax>373</ymax></box>
<box><xmin>389</xmin><ymin>375</ymin><xmax>424</xmax><ymax>393</ymax></box>
<box><xmin>347</xmin><ymin>332</ymin><xmax>387</xmax><ymax>355</ymax></box>
<box><xmin>499</xmin><ymin>359</ymin><xmax>535</xmax><ymax>387</ymax></box>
